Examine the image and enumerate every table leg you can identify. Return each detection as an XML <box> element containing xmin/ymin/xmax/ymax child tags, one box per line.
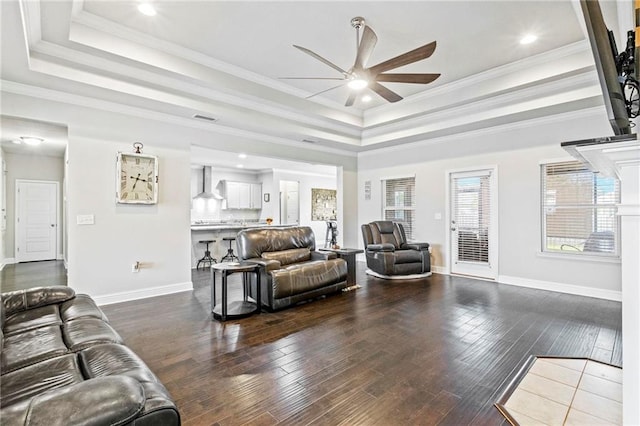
<box><xmin>222</xmin><ymin>271</ymin><xmax>228</xmax><ymax>321</ymax></box>
<box><xmin>211</xmin><ymin>268</ymin><xmax>216</xmax><ymax>312</ymax></box>
<box><xmin>255</xmin><ymin>266</ymin><xmax>261</xmax><ymax>314</ymax></box>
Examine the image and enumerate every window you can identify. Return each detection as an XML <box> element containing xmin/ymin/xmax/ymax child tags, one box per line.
<box><xmin>382</xmin><ymin>177</ymin><xmax>415</xmax><ymax>239</ymax></box>
<box><xmin>541</xmin><ymin>161</ymin><xmax>620</xmax><ymax>256</ymax></box>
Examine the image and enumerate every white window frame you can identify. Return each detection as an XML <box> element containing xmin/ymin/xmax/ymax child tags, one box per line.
<box><xmin>540</xmin><ymin>160</ymin><xmax>620</xmax><ymax>259</ymax></box>
<box><xmin>382</xmin><ymin>176</ymin><xmax>416</xmax><ymax>240</ymax></box>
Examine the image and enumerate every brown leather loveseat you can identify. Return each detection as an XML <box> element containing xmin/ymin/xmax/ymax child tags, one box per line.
<box><xmin>0</xmin><ymin>286</ymin><xmax>180</xmax><ymax>425</ymax></box>
<box><xmin>236</xmin><ymin>226</ymin><xmax>348</xmax><ymax>310</ymax></box>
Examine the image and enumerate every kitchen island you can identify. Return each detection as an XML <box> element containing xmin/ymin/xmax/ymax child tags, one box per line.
<box><xmin>191</xmin><ymin>221</ymin><xmax>277</xmax><ymax>269</ymax></box>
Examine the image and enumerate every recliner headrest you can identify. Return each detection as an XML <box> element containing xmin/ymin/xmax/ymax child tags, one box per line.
<box><xmin>374</xmin><ymin>221</ymin><xmax>396</xmax><ymax>234</ymax></box>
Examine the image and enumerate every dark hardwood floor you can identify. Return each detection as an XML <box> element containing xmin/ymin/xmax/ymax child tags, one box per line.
<box><xmin>0</xmin><ymin>260</ymin><xmax>67</xmax><ymax>292</ymax></box>
<box><xmin>98</xmin><ymin>263</ymin><xmax>622</xmax><ymax>426</ymax></box>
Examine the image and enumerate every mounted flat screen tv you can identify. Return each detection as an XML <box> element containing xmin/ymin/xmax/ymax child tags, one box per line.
<box><xmin>580</xmin><ymin>0</ymin><xmax>632</xmax><ymax>135</ymax></box>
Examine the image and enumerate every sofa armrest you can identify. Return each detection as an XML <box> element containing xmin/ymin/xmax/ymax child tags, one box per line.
<box><xmin>366</xmin><ymin>243</ymin><xmax>395</xmax><ymax>252</ymax></box>
<box><xmin>311</xmin><ymin>251</ymin><xmax>337</xmax><ymax>261</ymax></box>
<box><xmin>24</xmin><ymin>376</ymin><xmax>145</xmax><ymax>425</ymax></box>
<box><xmin>1</xmin><ymin>286</ymin><xmax>75</xmax><ymax>316</ymax></box>
<box><xmin>402</xmin><ymin>242</ymin><xmax>430</xmax><ymax>251</ymax></box>
<box><xmin>244</xmin><ymin>258</ymin><xmax>281</xmax><ymax>272</ymax></box>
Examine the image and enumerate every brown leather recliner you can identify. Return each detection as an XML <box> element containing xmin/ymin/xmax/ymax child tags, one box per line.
<box><xmin>361</xmin><ymin>221</ymin><xmax>431</xmax><ymax>279</ymax></box>
<box><xmin>237</xmin><ymin>226</ymin><xmax>348</xmax><ymax>310</ymax></box>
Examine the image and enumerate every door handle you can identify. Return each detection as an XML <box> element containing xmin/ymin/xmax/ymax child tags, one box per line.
<box><xmin>50</xmin><ymin>224</ymin><xmax>55</xmax><ymax>228</ymax></box>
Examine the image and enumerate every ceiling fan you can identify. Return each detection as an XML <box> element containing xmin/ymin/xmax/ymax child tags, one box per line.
<box><xmin>282</xmin><ymin>17</ymin><xmax>440</xmax><ymax>107</ymax></box>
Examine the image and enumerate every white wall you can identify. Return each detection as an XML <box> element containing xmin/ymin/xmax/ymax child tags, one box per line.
<box><xmin>3</xmin><ymin>152</ymin><xmax>65</xmax><ymax>260</ymax></box>
<box><xmin>272</xmin><ymin>170</ymin><xmax>337</xmax><ymax>248</ymax></box>
<box><xmin>0</xmin><ymin>148</ymin><xmax>5</xmax><ymax>268</ymax></box>
<box><xmin>2</xmin><ymin>90</ymin><xmax>357</xmax><ymax>303</ymax></box>
<box><xmin>358</xmin><ymin>108</ymin><xmax>622</xmax><ymax>299</ymax></box>
<box><xmin>67</xmin><ymin>132</ymin><xmax>192</xmax><ymax>303</ymax></box>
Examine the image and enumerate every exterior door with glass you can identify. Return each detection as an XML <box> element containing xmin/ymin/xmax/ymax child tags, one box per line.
<box><xmin>449</xmin><ymin>168</ymin><xmax>497</xmax><ymax>279</ymax></box>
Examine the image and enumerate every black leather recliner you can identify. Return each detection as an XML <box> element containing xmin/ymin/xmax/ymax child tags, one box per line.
<box><xmin>361</xmin><ymin>221</ymin><xmax>431</xmax><ymax>279</ymax></box>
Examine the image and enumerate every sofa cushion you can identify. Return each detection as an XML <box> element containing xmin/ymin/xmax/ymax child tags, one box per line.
<box><xmin>271</xmin><ymin>259</ymin><xmax>347</xmax><ymax>298</ymax></box>
<box><xmin>79</xmin><ymin>343</ymin><xmax>159</xmax><ymax>383</ymax></box>
<box><xmin>62</xmin><ymin>318</ymin><xmax>123</xmax><ymax>352</ymax></box>
<box><xmin>60</xmin><ymin>294</ymin><xmax>108</xmax><ymax>322</ymax></box>
<box><xmin>3</xmin><ymin>305</ymin><xmax>61</xmax><ymax>336</ymax></box>
<box><xmin>0</xmin><ymin>354</ymin><xmax>84</xmax><ymax>407</ymax></box>
<box><xmin>262</xmin><ymin>248</ymin><xmax>311</xmax><ymax>266</ymax></box>
<box><xmin>2</xmin><ymin>287</ymin><xmax>75</xmax><ymax>316</ymax></box>
<box><xmin>1</xmin><ymin>325</ymin><xmax>69</xmax><ymax>374</ymax></box>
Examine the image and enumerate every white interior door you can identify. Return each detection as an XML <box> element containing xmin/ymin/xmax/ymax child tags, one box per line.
<box><xmin>449</xmin><ymin>169</ymin><xmax>497</xmax><ymax>279</ymax></box>
<box><xmin>16</xmin><ymin>180</ymin><xmax>57</xmax><ymax>262</ymax></box>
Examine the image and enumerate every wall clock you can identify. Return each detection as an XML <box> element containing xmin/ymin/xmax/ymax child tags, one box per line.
<box><xmin>116</xmin><ymin>146</ymin><xmax>158</xmax><ymax>204</ymax></box>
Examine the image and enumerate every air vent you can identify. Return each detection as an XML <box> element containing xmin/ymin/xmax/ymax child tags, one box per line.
<box><xmin>192</xmin><ymin>114</ymin><xmax>218</xmax><ymax>122</ymax></box>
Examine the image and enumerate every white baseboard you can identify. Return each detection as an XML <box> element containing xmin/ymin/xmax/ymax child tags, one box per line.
<box><xmin>3</xmin><ymin>258</ymin><xmax>16</xmax><ymax>266</ymax></box>
<box><xmin>431</xmin><ymin>266</ymin><xmax>447</xmax><ymax>274</ymax></box>
<box><xmin>57</xmin><ymin>254</ymin><xmax>64</xmax><ymax>260</ymax></box>
<box><xmin>94</xmin><ymin>281</ymin><xmax>193</xmax><ymax>306</ymax></box>
<box><xmin>497</xmin><ymin>275</ymin><xmax>621</xmax><ymax>301</ymax></box>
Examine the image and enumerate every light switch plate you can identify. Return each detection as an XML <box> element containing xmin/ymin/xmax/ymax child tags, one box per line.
<box><xmin>77</xmin><ymin>214</ymin><xmax>95</xmax><ymax>225</ymax></box>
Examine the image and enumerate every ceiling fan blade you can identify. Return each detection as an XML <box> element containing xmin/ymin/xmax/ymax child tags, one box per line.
<box><xmin>305</xmin><ymin>83</ymin><xmax>346</xmax><ymax>99</ymax></box>
<box><xmin>345</xmin><ymin>92</ymin><xmax>357</xmax><ymax>107</ymax></box>
<box><xmin>368</xmin><ymin>41</ymin><xmax>437</xmax><ymax>75</ymax></box>
<box><xmin>376</xmin><ymin>73</ymin><xmax>441</xmax><ymax>84</ymax></box>
<box><xmin>370</xmin><ymin>82</ymin><xmax>403</xmax><ymax>103</ymax></box>
<box><xmin>279</xmin><ymin>77</ymin><xmax>346</xmax><ymax>80</ymax></box>
<box><xmin>354</xmin><ymin>26</ymin><xmax>378</xmax><ymax>69</ymax></box>
<box><xmin>293</xmin><ymin>45</ymin><xmax>348</xmax><ymax>76</ymax></box>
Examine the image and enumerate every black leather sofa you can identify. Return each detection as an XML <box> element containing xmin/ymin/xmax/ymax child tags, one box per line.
<box><xmin>236</xmin><ymin>226</ymin><xmax>348</xmax><ymax>310</ymax></box>
<box><xmin>361</xmin><ymin>221</ymin><xmax>432</xmax><ymax>279</ymax></box>
<box><xmin>0</xmin><ymin>286</ymin><xmax>180</xmax><ymax>425</ymax></box>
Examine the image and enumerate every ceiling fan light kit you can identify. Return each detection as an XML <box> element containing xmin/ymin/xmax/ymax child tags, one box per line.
<box><xmin>285</xmin><ymin>16</ymin><xmax>440</xmax><ymax>107</ymax></box>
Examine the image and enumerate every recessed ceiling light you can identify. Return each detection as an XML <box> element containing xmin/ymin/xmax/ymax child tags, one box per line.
<box><xmin>20</xmin><ymin>136</ymin><xmax>44</xmax><ymax>146</ymax></box>
<box><xmin>12</xmin><ymin>139</ymin><xmax>21</xmax><ymax>145</ymax></box>
<box><xmin>520</xmin><ymin>34</ymin><xmax>537</xmax><ymax>45</ymax></box>
<box><xmin>137</xmin><ymin>3</ymin><xmax>156</xmax><ymax>16</ymax></box>
<box><xmin>238</xmin><ymin>153</ymin><xmax>247</xmax><ymax>159</ymax></box>
<box><xmin>236</xmin><ymin>164</ymin><xmax>244</xmax><ymax>168</ymax></box>
<box><xmin>348</xmin><ymin>78</ymin><xmax>368</xmax><ymax>90</ymax></box>
<box><xmin>362</xmin><ymin>95</ymin><xmax>372</xmax><ymax>103</ymax></box>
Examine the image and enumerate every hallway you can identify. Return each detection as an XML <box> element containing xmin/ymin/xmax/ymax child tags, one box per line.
<box><xmin>1</xmin><ymin>260</ymin><xmax>67</xmax><ymax>292</ymax></box>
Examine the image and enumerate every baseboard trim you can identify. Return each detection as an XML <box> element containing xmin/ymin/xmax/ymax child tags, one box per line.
<box><xmin>94</xmin><ymin>282</ymin><xmax>193</xmax><ymax>306</ymax></box>
<box><xmin>497</xmin><ymin>275</ymin><xmax>621</xmax><ymax>301</ymax></box>
<box><xmin>3</xmin><ymin>258</ymin><xmax>16</xmax><ymax>265</ymax></box>
<box><xmin>431</xmin><ymin>266</ymin><xmax>447</xmax><ymax>275</ymax></box>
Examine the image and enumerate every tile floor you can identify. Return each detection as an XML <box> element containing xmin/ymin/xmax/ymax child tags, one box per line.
<box><xmin>497</xmin><ymin>357</ymin><xmax>622</xmax><ymax>426</ymax></box>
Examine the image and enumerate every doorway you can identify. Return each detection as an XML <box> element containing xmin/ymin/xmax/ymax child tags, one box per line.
<box><xmin>448</xmin><ymin>168</ymin><xmax>498</xmax><ymax>279</ymax></box>
<box><xmin>280</xmin><ymin>180</ymin><xmax>299</xmax><ymax>225</ymax></box>
<box><xmin>15</xmin><ymin>180</ymin><xmax>58</xmax><ymax>262</ymax></box>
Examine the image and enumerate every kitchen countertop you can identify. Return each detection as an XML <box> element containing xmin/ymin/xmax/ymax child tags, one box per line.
<box><xmin>191</xmin><ymin>223</ymin><xmax>268</xmax><ymax>231</ymax></box>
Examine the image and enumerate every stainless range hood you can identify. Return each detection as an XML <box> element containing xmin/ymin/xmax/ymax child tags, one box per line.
<box><xmin>193</xmin><ymin>166</ymin><xmax>223</xmax><ymax>200</ymax></box>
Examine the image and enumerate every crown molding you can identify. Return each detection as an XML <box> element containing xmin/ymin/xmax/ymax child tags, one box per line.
<box><xmin>365</xmin><ymin>40</ymin><xmax>592</xmax><ymax>125</ymax></box>
<box><xmin>357</xmin><ymin>105</ymin><xmax>606</xmax><ymax>158</ymax></box>
<box><xmin>1</xmin><ymin>80</ymin><xmax>358</xmax><ymax>158</ymax></box>
<box><xmin>69</xmin><ymin>8</ymin><xmax>359</xmax><ymax>118</ymax></box>
<box><xmin>28</xmin><ymin>40</ymin><xmax>363</xmax><ymax>140</ymax></box>
<box><xmin>362</xmin><ymin>67</ymin><xmax>600</xmax><ymax>146</ymax></box>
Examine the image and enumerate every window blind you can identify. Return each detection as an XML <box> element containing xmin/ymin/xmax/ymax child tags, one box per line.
<box><xmin>383</xmin><ymin>177</ymin><xmax>415</xmax><ymax>239</ymax></box>
<box><xmin>452</xmin><ymin>174</ymin><xmax>491</xmax><ymax>263</ymax></box>
<box><xmin>541</xmin><ymin>161</ymin><xmax>620</xmax><ymax>256</ymax></box>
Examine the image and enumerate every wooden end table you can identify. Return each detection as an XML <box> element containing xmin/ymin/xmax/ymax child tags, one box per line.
<box><xmin>320</xmin><ymin>248</ymin><xmax>364</xmax><ymax>291</ymax></box>
<box><xmin>210</xmin><ymin>262</ymin><xmax>261</xmax><ymax>321</ymax></box>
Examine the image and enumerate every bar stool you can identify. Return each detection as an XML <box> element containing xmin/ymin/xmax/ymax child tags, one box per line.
<box><xmin>220</xmin><ymin>237</ymin><xmax>239</xmax><ymax>262</ymax></box>
<box><xmin>196</xmin><ymin>240</ymin><xmax>217</xmax><ymax>270</ymax></box>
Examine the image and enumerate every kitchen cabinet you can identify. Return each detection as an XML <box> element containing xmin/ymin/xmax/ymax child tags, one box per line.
<box><xmin>223</xmin><ymin>181</ymin><xmax>262</xmax><ymax>209</ymax></box>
